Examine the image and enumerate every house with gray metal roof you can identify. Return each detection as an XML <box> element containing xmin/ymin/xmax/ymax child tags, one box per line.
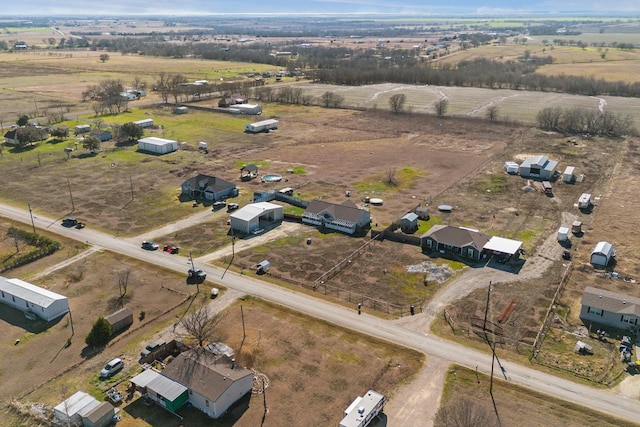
<box><xmin>0</xmin><ymin>276</ymin><xmax>69</xmax><ymax>321</ymax></box>
<box><xmin>162</xmin><ymin>350</ymin><xmax>253</xmax><ymax>419</ymax></box>
<box><xmin>130</xmin><ymin>368</ymin><xmax>189</xmax><ymax>413</ymax></box>
<box><xmin>519</xmin><ymin>155</ymin><xmax>558</xmax><ymax>180</ymax></box>
<box><xmin>230</xmin><ymin>201</ymin><xmax>284</xmax><ymax>234</ymax></box>
<box><xmin>181</xmin><ymin>174</ymin><xmax>238</xmax><ymax>202</ymax></box>
<box><xmin>303</xmin><ymin>199</ymin><xmax>370</xmax><ymax>235</ymax></box>
<box><xmin>421</xmin><ymin>225</ymin><xmax>491</xmax><ymax>261</ymax></box>
<box><xmin>580</xmin><ymin>286</ymin><xmax>640</xmax><ymax>332</ymax></box>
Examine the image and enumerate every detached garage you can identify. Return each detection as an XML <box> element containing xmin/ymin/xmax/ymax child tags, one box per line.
<box><xmin>230</xmin><ymin>202</ymin><xmax>283</xmax><ymax>234</ymax></box>
<box><xmin>138</xmin><ymin>137</ymin><xmax>178</xmax><ymax>154</ymax></box>
<box><xmin>591</xmin><ymin>241</ymin><xmax>616</xmax><ymax>268</ymax></box>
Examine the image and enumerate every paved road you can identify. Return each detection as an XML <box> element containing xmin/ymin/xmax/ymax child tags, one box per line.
<box><xmin>3</xmin><ymin>203</ymin><xmax>640</xmax><ymax>423</ymax></box>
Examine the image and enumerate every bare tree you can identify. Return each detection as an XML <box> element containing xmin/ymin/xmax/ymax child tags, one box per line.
<box><xmin>117</xmin><ymin>269</ymin><xmax>132</xmax><ymax>304</ymax></box>
<box><xmin>384</xmin><ymin>168</ymin><xmax>398</xmax><ymax>186</ymax></box>
<box><xmin>389</xmin><ymin>93</ymin><xmax>406</xmax><ymax>114</ymax></box>
<box><xmin>434</xmin><ymin>99</ymin><xmax>449</xmax><ymax>117</ymax></box>
<box><xmin>434</xmin><ymin>397</ymin><xmax>499</xmax><ymax>427</ymax></box>
<box><xmin>319</xmin><ymin>91</ymin><xmax>344</xmax><ymax>108</ymax></box>
<box><xmin>180</xmin><ymin>302</ymin><xmax>225</xmax><ymax>347</ymax></box>
<box><xmin>486</xmin><ymin>105</ymin><xmax>499</xmax><ymax>122</ymax></box>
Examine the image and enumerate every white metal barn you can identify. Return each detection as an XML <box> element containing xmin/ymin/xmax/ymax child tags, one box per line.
<box><xmin>590</xmin><ymin>241</ymin><xmax>616</xmax><ymax>267</ymax></box>
<box><xmin>138</xmin><ymin>137</ymin><xmax>178</xmax><ymax>154</ymax></box>
<box><xmin>0</xmin><ymin>276</ymin><xmax>69</xmax><ymax>321</ymax></box>
<box><xmin>235</xmin><ymin>103</ymin><xmax>262</xmax><ymax>115</ymax></box>
<box><xmin>519</xmin><ymin>155</ymin><xmax>558</xmax><ymax>179</ymax></box>
<box><xmin>230</xmin><ymin>202</ymin><xmax>284</xmax><ymax>234</ymax></box>
<box><xmin>244</xmin><ymin>119</ymin><xmax>279</xmax><ymax>133</ymax></box>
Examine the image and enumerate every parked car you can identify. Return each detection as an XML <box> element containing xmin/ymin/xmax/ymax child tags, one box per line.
<box><xmin>188</xmin><ymin>268</ymin><xmax>207</xmax><ymax>283</ymax></box>
<box><xmin>141</xmin><ymin>241</ymin><xmax>159</xmax><ymax>250</ymax></box>
<box><xmin>62</xmin><ymin>217</ymin><xmax>78</xmax><ymax>227</ymax></box>
<box><xmin>74</xmin><ymin>222</ymin><xmax>85</xmax><ymax>229</ymax></box>
<box><xmin>252</xmin><ymin>228</ymin><xmax>264</xmax><ymax>235</ymax></box>
<box><xmin>227</xmin><ymin>203</ymin><xmax>239</xmax><ymax>212</ymax></box>
<box><xmin>163</xmin><ymin>245</ymin><xmax>179</xmax><ymax>254</ymax></box>
<box><xmin>100</xmin><ymin>358</ymin><xmax>124</xmax><ymax>379</ymax></box>
<box><xmin>212</xmin><ymin>201</ymin><xmax>226</xmax><ymax>210</ymax></box>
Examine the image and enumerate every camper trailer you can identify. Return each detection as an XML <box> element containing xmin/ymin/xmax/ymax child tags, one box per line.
<box><xmin>578</xmin><ymin>193</ymin><xmax>591</xmax><ymax>209</ymax></box>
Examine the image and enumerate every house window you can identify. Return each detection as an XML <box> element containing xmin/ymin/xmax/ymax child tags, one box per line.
<box><xmin>12</xmin><ymin>296</ymin><xmax>15</xmax><ymax>302</ymax></box>
<box><xmin>587</xmin><ymin>307</ymin><xmax>603</xmax><ymax>316</ymax></box>
<box><xmin>467</xmin><ymin>248</ymin><xmax>474</xmax><ymax>258</ymax></box>
<box><xmin>427</xmin><ymin>240</ymin><xmax>432</xmax><ymax>248</ymax></box>
<box><xmin>205</xmin><ymin>400</ymin><xmax>209</xmax><ymax>407</ymax></box>
<box><xmin>445</xmin><ymin>244</ymin><xmax>452</xmax><ymax>250</ymax></box>
<box><xmin>621</xmin><ymin>315</ymin><xmax>636</xmax><ymax>324</ymax></box>
<box><xmin>1</xmin><ymin>291</ymin><xmax>4</xmax><ymax>298</ymax></box>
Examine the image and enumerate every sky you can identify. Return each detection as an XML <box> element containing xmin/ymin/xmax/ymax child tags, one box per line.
<box><xmin>1</xmin><ymin>0</ymin><xmax>639</xmax><ymax>16</ymax></box>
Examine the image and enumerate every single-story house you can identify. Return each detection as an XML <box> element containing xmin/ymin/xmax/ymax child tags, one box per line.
<box><xmin>421</xmin><ymin>225</ymin><xmax>491</xmax><ymax>261</ymax></box>
<box><xmin>90</xmin><ymin>129</ymin><xmax>112</xmax><ymax>142</ymax></box>
<box><xmin>400</xmin><ymin>212</ymin><xmax>419</xmax><ymax>233</ymax></box>
<box><xmin>519</xmin><ymin>155</ymin><xmax>558</xmax><ymax>180</ymax></box>
<box><xmin>105</xmin><ymin>307</ymin><xmax>133</xmax><ymax>335</ymax></box>
<box><xmin>302</xmin><ymin>199</ymin><xmax>370</xmax><ymax>235</ymax></box>
<box><xmin>138</xmin><ymin>137</ymin><xmax>178</xmax><ymax>154</ymax></box>
<box><xmin>590</xmin><ymin>241</ymin><xmax>615</xmax><ymax>268</ymax></box>
<box><xmin>0</xmin><ymin>276</ymin><xmax>69</xmax><ymax>321</ymax></box>
<box><xmin>580</xmin><ymin>286</ymin><xmax>640</xmax><ymax>332</ymax></box>
<box><xmin>54</xmin><ymin>391</ymin><xmax>114</xmax><ymax>427</ymax></box>
<box><xmin>181</xmin><ymin>174</ymin><xmax>238</xmax><ymax>201</ymax></box>
<box><xmin>230</xmin><ymin>202</ymin><xmax>284</xmax><ymax>234</ymax></box>
<box><xmin>130</xmin><ymin>368</ymin><xmax>189</xmax><ymax>413</ymax></box>
<box><xmin>162</xmin><ymin>350</ymin><xmax>253</xmax><ymax>419</ymax></box>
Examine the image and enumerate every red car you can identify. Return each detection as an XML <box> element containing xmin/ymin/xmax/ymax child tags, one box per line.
<box><xmin>163</xmin><ymin>245</ymin><xmax>179</xmax><ymax>254</ymax></box>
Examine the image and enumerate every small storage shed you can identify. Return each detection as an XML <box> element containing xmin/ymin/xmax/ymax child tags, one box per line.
<box><xmin>83</xmin><ymin>401</ymin><xmax>116</xmax><ymax>427</ymax></box>
<box><xmin>400</xmin><ymin>212</ymin><xmax>419</xmax><ymax>233</ymax></box>
<box><xmin>74</xmin><ymin>124</ymin><xmax>91</xmax><ymax>135</ymax></box>
<box><xmin>578</xmin><ymin>193</ymin><xmax>591</xmax><ymax>209</ymax></box>
<box><xmin>416</xmin><ymin>207</ymin><xmax>430</xmax><ymax>220</ymax></box>
<box><xmin>563</xmin><ymin>166</ymin><xmax>575</xmax><ymax>183</ymax></box>
<box><xmin>504</xmin><ymin>161</ymin><xmax>519</xmax><ymax>174</ymax></box>
<box><xmin>591</xmin><ymin>241</ymin><xmax>615</xmax><ymax>267</ymax></box>
<box><xmin>105</xmin><ymin>307</ymin><xmax>133</xmax><ymax>336</ymax></box>
<box><xmin>557</xmin><ymin>227</ymin><xmax>569</xmax><ymax>241</ymax></box>
<box><xmin>198</xmin><ymin>141</ymin><xmax>208</xmax><ymax>150</ymax></box>
<box><xmin>54</xmin><ymin>391</ymin><xmax>101</xmax><ymax>426</ymax></box>
<box><xmin>256</xmin><ymin>260</ymin><xmax>270</xmax><ymax>274</ymax></box>
<box><xmin>572</xmin><ymin>220</ymin><xmax>582</xmax><ymax>234</ymax></box>
<box><xmin>138</xmin><ymin>137</ymin><xmax>178</xmax><ymax>154</ymax></box>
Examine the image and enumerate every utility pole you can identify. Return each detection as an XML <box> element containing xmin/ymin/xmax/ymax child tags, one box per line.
<box><xmin>28</xmin><ymin>203</ymin><xmax>36</xmax><ymax>234</ymax></box>
<box><xmin>129</xmin><ymin>175</ymin><xmax>134</xmax><ymax>200</ymax></box>
<box><xmin>67</xmin><ymin>178</ymin><xmax>75</xmax><ymax>211</ymax></box>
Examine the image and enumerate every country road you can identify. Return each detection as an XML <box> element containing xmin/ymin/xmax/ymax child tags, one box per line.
<box><xmin>2</xmin><ymin>203</ymin><xmax>640</xmax><ymax>424</ymax></box>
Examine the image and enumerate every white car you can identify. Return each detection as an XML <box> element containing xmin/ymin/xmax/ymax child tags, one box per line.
<box><xmin>100</xmin><ymin>358</ymin><xmax>124</xmax><ymax>379</ymax></box>
<box><xmin>252</xmin><ymin>228</ymin><xmax>264</xmax><ymax>235</ymax></box>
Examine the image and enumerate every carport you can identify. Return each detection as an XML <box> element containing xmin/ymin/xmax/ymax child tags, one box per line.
<box><xmin>483</xmin><ymin>236</ymin><xmax>523</xmax><ymax>261</ymax></box>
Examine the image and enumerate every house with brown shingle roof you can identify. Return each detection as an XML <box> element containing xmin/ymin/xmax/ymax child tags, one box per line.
<box><xmin>421</xmin><ymin>225</ymin><xmax>490</xmax><ymax>261</ymax></box>
<box><xmin>580</xmin><ymin>286</ymin><xmax>640</xmax><ymax>332</ymax></box>
<box><xmin>161</xmin><ymin>350</ymin><xmax>253</xmax><ymax>419</ymax></box>
<box><xmin>181</xmin><ymin>174</ymin><xmax>238</xmax><ymax>202</ymax></box>
<box><xmin>302</xmin><ymin>199</ymin><xmax>370</xmax><ymax>235</ymax></box>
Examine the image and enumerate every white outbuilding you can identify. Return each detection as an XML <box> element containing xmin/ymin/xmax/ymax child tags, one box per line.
<box><xmin>0</xmin><ymin>276</ymin><xmax>69</xmax><ymax>321</ymax></box>
<box><xmin>235</xmin><ymin>103</ymin><xmax>262</xmax><ymax>115</ymax></box>
<box><xmin>138</xmin><ymin>137</ymin><xmax>178</xmax><ymax>154</ymax></box>
<box><xmin>244</xmin><ymin>119</ymin><xmax>279</xmax><ymax>133</ymax></box>
<box><xmin>590</xmin><ymin>241</ymin><xmax>615</xmax><ymax>268</ymax></box>
<box><xmin>230</xmin><ymin>202</ymin><xmax>283</xmax><ymax>234</ymax></box>
<box><xmin>563</xmin><ymin>166</ymin><xmax>575</xmax><ymax>183</ymax></box>
<box><xmin>54</xmin><ymin>391</ymin><xmax>115</xmax><ymax>427</ymax></box>
<box><xmin>557</xmin><ymin>227</ymin><xmax>569</xmax><ymax>242</ymax></box>
<box><xmin>133</xmin><ymin>118</ymin><xmax>154</xmax><ymax>128</ymax></box>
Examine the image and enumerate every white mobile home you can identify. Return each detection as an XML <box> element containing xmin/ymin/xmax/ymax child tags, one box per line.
<box><xmin>133</xmin><ymin>118</ymin><xmax>154</xmax><ymax>128</ymax></box>
<box><xmin>138</xmin><ymin>137</ymin><xmax>178</xmax><ymax>154</ymax></box>
<box><xmin>244</xmin><ymin>119</ymin><xmax>279</xmax><ymax>133</ymax></box>
<box><xmin>0</xmin><ymin>276</ymin><xmax>69</xmax><ymax>321</ymax></box>
<box><xmin>339</xmin><ymin>390</ymin><xmax>386</xmax><ymax>427</ymax></box>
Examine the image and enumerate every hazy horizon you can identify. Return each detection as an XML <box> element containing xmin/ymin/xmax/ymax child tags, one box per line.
<box><xmin>1</xmin><ymin>0</ymin><xmax>639</xmax><ymax>17</ymax></box>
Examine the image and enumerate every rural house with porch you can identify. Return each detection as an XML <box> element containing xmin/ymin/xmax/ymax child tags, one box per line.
<box><xmin>580</xmin><ymin>286</ymin><xmax>640</xmax><ymax>333</ymax></box>
<box><xmin>302</xmin><ymin>199</ymin><xmax>370</xmax><ymax>235</ymax></box>
<box><xmin>421</xmin><ymin>225</ymin><xmax>491</xmax><ymax>261</ymax></box>
<box><xmin>181</xmin><ymin>174</ymin><xmax>238</xmax><ymax>202</ymax></box>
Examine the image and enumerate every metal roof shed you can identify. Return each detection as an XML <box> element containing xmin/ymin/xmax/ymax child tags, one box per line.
<box><xmin>591</xmin><ymin>241</ymin><xmax>615</xmax><ymax>267</ymax></box>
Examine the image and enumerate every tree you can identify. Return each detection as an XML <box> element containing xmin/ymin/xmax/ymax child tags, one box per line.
<box><xmin>85</xmin><ymin>316</ymin><xmax>112</xmax><ymax>347</ymax></box>
<box><xmin>180</xmin><ymin>302</ymin><xmax>225</xmax><ymax>348</ymax></box>
<box><xmin>434</xmin><ymin>99</ymin><xmax>449</xmax><ymax>117</ymax></box>
<box><xmin>117</xmin><ymin>269</ymin><xmax>131</xmax><ymax>305</ymax></box>
<box><xmin>16</xmin><ymin>127</ymin><xmax>46</xmax><ymax>147</ymax></box>
<box><xmin>81</xmin><ymin>79</ymin><xmax>126</xmax><ymax>115</ymax></box>
<box><xmin>384</xmin><ymin>168</ymin><xmax>398</xmax><ymax>186</ymax></box>
<box><xmin>434</xmin><ymin>397</ymin><xmax>499</xmax><ymax>427</ymax></box>
<box><xmin>99</xmin><ymin>53</ymin><xmax>110</xmax><ymax>62</ymax></box>
<box><xmin>82</xmin><ymin>135</ymin><xmax>101</xmax><ymax>152</ymax></box>
<box><xmin>51</xmin><ymin>127</ymin><xmax>69</xmax><ymax>139</ymax></box>
<box><xmin>389</xmin><ymin>93</ymin><xmax>406</xmax><ymax>114</ymax></box>
<box><xmin>486</xmin><ymin>105</ymin><xmax>499</xmax><ymax>122</ymax></box>
<box><xmin>17</xmin><ymin>114</ymin><xmax>29</xmax><ymax>127</ymax></box>
<box><xmin>117</xmin><ymin>122</ymin><xmax>143</xmax><ymax>141</ymax></box>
